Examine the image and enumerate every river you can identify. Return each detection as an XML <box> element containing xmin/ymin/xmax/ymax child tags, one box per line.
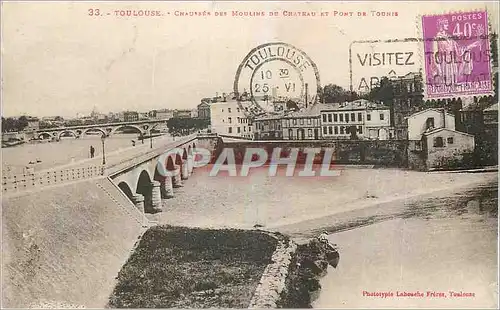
<box><xmin>312</xmin><ymin>181</ymin><xmax>498</xmax><ymax>309</ymax></box>
<box><xmin>1</xmin><ymin>133</ymin><xmax>172</xmax><ymax>175</ymax></box>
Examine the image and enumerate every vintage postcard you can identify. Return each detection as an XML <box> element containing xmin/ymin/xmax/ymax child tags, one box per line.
<box><xmin>1</xmin><ymin>0</ymin><xmax>498</xmax><ymax>309</ymax></box>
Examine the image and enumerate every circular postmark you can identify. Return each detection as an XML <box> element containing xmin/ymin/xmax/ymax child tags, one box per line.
<box><xmin>233</xmin><ymin>42</ymin><xmax>321</xmax><ymax>117</ymax></box>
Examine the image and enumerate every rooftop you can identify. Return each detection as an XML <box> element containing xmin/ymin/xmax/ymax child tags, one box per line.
<box><xmin>319</xmin><ymin>99</ymin><xmax>389</xmax><ymax>111</ymax></box>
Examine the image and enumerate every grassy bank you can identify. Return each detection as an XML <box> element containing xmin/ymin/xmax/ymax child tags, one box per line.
<box><xmin>107</xmin><ymin>226</ymin><xmax>278</xmax><ymax>308</ymax></box>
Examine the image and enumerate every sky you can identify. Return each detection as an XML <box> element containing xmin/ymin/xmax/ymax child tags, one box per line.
<box><xmin>1</xmin><ymin>1</ymin><xmax>499</xmax><ymax>118</ymax></box>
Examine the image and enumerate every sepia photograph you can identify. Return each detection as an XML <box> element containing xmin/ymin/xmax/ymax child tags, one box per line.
<box><xmin>1</xmin><ymin>1</ymin><xmax>499</xmax><ymax>309</ymax></box>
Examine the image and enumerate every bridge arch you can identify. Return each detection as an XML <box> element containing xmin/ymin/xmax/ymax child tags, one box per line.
<box><xmin>166</xmin><ymin>155</ymin><xmax>176</xmax><ymax>171</ymax></box>
<box><xmin>38</xmin><ymin>132</ymin><xmax>52</xmax><ymax>140</ymax></box>
<box><xmin>83</xmin><ymin>127</ymin><xmax>106</xmax><ymax>136</ymax></box>
<box><xmin>57</xmin><ymin>130</ymin><xmax>78</xmax><ymax>139</ymax></box>
<box><xmin>117</xmin><ymin>181</ymin><xmax>134</xmax><ymax>203</ymax></box>
<box><xmin>112</xmin><ymin>125</ymin><xmax>143</xmax><ymax>135</ymax></box>
<box><xmin>136</xmin><ymin>169</ymin><xmax>153</xmax><ymax>213</ymax></box>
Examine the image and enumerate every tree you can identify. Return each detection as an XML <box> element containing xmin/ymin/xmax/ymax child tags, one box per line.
<box><xmin>366</xmin><ymin>77</ymin><xmax>394</xmax><ymax>105</ymax></box>
<box><xmin>348</xmin><ymin>125</ymin><xmax>358</xmax><ymax>140</ymax></box>
<box><xmin>17</xmin><ymin>116</ymin><xmax>29</xmax><ymax>131</ymax></box>
<box><xmin>166</xmin><ymin>117</ymin><xmax>209</xmax><ymax>136</ymax></box>
<box><xmin>319</xmin><ymin>84</ymin><xmax>358</xmax><ymax>103</ymax></box>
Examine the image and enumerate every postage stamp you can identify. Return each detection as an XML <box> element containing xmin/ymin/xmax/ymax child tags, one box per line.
<box><xmin>421</xmin><ymin>10</ymin><xmax>493</xmax><ymax>98</ymax></box>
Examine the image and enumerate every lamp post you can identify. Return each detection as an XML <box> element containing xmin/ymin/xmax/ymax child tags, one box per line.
<box><xmin>101</xmin><ymin>134</ymin><xmax>106</xmax><ymax>165</ymax></box>
<box><xmin>150</xmin><ymin>131</ymin><xmax>153</xmax><ymax>149</ymax></box>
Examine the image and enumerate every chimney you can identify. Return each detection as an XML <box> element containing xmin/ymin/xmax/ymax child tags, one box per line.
<box><xmin>442</xmin><ymin>108</ymin><xmax>446</xmax><ymax>129</ymax></box>
<box><xmin>305</xmin><ymin>83</ymin><xmax>309</xmax><ymax>108</ymax></box>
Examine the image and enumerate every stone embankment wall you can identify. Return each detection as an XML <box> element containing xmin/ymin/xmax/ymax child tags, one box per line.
<box><xmin>249</xmin><ymin>234</ymin><xmax>339</xmax><ymax>308</ymax></box>
<box><xmin>220</xmin><ymin>139</ymin><xmax>409</xmax><ymax>167</ymax></box>
<box><xmin>248</xmin><ymin>237</ymin><xmax>297</xmax><ymax>308</ymax></box>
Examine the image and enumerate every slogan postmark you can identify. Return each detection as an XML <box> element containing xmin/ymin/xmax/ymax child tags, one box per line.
<box><xmin>233</xmin><ymin>42</ymin><xmax>321</xmax><ymax>116</ymax></box>
<box><xmin>421</xmin><ymin>10</ymin><xmax>493</xmax><ymax>98</ymax></box>
<box><xmin>349</xmin><ymin>38</ymin><xmax>421</xmax><ymax>93</ymax></box>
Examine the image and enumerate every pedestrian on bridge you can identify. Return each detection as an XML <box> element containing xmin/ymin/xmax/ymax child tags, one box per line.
<box><xmin>90</xmin><ymin>145</ymin><xmax>95</xmax><ymax>158</ymax></box>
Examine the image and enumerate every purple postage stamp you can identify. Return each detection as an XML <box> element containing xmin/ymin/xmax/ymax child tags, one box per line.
<box><xmin>422</xmin><ymin>11</ymin><xmax>492</xmax><ymax>98</ymax></box>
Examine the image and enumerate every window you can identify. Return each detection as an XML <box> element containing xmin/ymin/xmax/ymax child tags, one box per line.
<box><xmin>426</xmin><ymin>117</ymin><xmax>435</xmax><ymax>129</ymax></box>
<box><xmin>334</xmin><ymin>114</ymin><xmax>338</xmax><ymax>122</ymax></box>
<box><xmin>334</xmin><ymin>126</ymin><xmax>338</xmax><ymax>134</ymax></box>
<box><xmin>351</xmin><ymin>113</ymin><xmax>355</xmax><ymax>121</ymax></box>
<box><xmin>323</xmin><ymin>114</ymin><xmax>327</xmax><ymax>123</ymax></box>
<box><xmin>447</xmin><ymin>137</ymin><xmax>454</xmax><ymax>144</ymax></box>
<box><xmin>228</xmin><ymin>117</ymin><xmax>232</xmax><ymax>123</ymax></box>
<box><xmin>293</xmin><ymin>119</ymin><xmax>297</xmax><ymax>125</ymax></box>
<box><xmin>249</xmin><ymin>126</ymin><xmax>252</xmax><ymax>132</ymax></box>
<box><xmin>300</xmin><ymin>119</ymin><xmax>304</xmax><ymax>125</ymax></box>
<box><xmin>328</xmin><ymin>126</ymin><xmax>333</xmax><ymax>134</ymax></box>
<box><xmin>244</xmin><ymin>126</ymin><xmax>246</xmax><ymax>132</ymax></box>
<box><xmin>358</xmin><ymin>113</ymin><xmax>362</xmax><ymax>122</ymax></box>
<box><xmin>345</xmin><ymin>113</ymin><xmax>349</xmax><ymax>123</ymax></box>
<box><xmin>339</xmin><ymin>114</ymin><xmax>344</xmax><ymax>122</ymax></box>
<box><xmin>380</xmin><ymin>113</ymin><xmax>385</xmax><ymax>120</ymax></box>
<box><xmin>237</xmin><ymin>108</ymin><xmax>240</xmax><ymax>112</ymax></box>
<box><xmin>340</xmin><ymin>126</ymin><xmax>345</xmax><ymax>134</ymax></box>
<box><xmin>323</xmin><ymin>126</ymin><xmax>327</xmax><ymax>134</ymax></box>
<box><xmin>328</xmin><ymin>114</ymin><xmax>332</xmax><ymax>122</ymax></box>
<box><xmin>434</xmin><ymin>136</ymin><xmax>444</xmax><ymax>147</ymax></box>
<box><xmin>228</xmin><ymin>108</ymin><xmax>232</xmax><ymax>113</ymax></box>
<box><xmin>228</xmin><ymin>127</ymin><xmax>232</xmax><ymax>134</ymax></box>
<box><xmin>237</xmin><ymin>127</ymin><xmax>241</xmax><ymax>133</ymax></box>
<box><xmin>307</xmin><ymin>119</ymin><xmax>311</xmax><ymax>125</ymax></box>
<box><xmin>288</xmin><ymin>129</ymin><xmax>293</xmax><ymax>139</ymax></box>
<box><xmin>222</xmin><ymin>109</ymin><xmax>224</xmax><ymax>112</ymax></box>
<box><xmin>367</xmin><ymin>114</ymin><xmax>371</xmax><ymax>121</ymax></box>
<box><xmin>308</xmin><ymin>129</ymin><xmax>312</xmax><ymax>137</ymax></box>
<box><xmin>358</xmin><ymin>126</ymin><xmax>363</xmax><ymax>134</ymax></box>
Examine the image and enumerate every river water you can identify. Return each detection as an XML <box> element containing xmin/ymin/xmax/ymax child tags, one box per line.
<box><xmin>312</xmin><ymin>181</ymin><xmax>498</xmax><ymax>309</ymax></box>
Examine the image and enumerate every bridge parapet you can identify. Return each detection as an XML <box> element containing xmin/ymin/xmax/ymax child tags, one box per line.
<box><xmin>105</xmin><ymin>134</ymin><xmax>198</xmax><ymax>177</ymax></box>
<box><xmin>2</xmin><ymin>165</ymin><xmax>103</xmax><ymax>195</ymax></box>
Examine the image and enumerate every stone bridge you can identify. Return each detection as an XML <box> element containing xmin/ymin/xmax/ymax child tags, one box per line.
<box><xmin>35</xmin><ymin>119</ymin><xmax>170</xmax><ymax>140</ymax></box>
<box><xmin>105</xmin><ymin>133</ymin><xmax>219</xmax><ymax>214</ymax></box>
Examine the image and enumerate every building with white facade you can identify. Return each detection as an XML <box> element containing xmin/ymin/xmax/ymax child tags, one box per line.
<box><xmin>406</xmin><ymin>108</ymin><xmax>475</xmax><ymax>170</ymax></box>
<box><xmin>406</xmin><ymin>108</ymin><xmax>455</xmax><ymax>140</ymax></box>
<box><xmin>320</xmin><ymin>99</ymin><xmax>392</xmax><ymax>140</ymax></box>
<box><xmin>210</xmin><ymin>100</ymin><xmax>253</xmax><ymax>139</ymax></box>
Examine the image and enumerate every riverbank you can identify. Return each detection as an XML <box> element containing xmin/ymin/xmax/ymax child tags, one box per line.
<box><xmin>107</xmin><ymin>226</ymin><xmax>279</xmax><ymax>308</ymax></box>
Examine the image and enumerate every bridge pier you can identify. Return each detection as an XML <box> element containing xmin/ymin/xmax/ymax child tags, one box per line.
<box><xmin>151</xmin><ymin>181</ymin><xmax>163</xmax><ymax>213</ymax></box>
<box><xmin>187</xmin><ymin>155</ymin><xmax>194</xmax><ymax>176</ymax></box>
<box><xmin>132</xmin><ymin>194</ymin><xmax>145</xmax><ymax>213</ymax></box>
<box><xmin>160</xmin><ymin>174</ymin><xmax>175</xmax><ymax>199</ymax></box>
<box><xmin>172</xmin><ymin>167</ymin><xmax>183</xmax><ymax>188</ymax></box>
<box><xmin>181</xmin><ymin>160</ymin><xmax>189</xmax><ymax>180</ymax></box>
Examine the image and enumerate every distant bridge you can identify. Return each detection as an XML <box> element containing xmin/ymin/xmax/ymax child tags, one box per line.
<box><xmin>35</xmin><ymin>119</ymin><xmax>170</xmax><ymax>140</ymax></box>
